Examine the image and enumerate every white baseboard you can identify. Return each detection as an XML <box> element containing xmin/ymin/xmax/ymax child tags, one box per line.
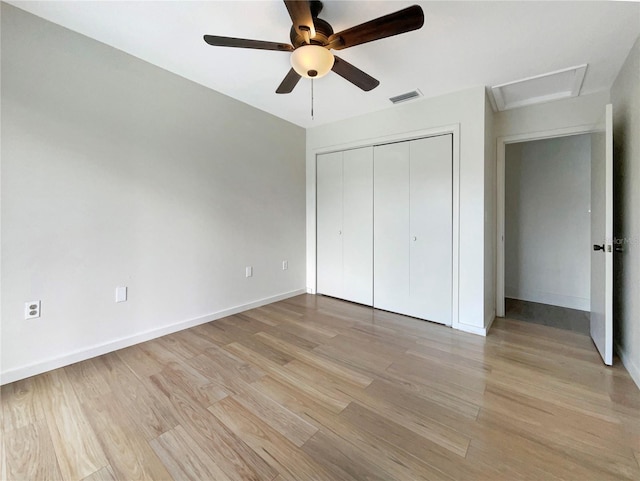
<box><xmin>455</xmin><ymin>322</ymin><xmax>488</xmax><ymax>336</ymax></box>
<box><xmin>505</xmin><ymin>289</ymin><xmax>589</xmax><ymax>311</ymax></box>
<box><xmin>0</xmin><ymin>288</ymin><xmax>306</xmax><ymax>386</ymax></box>
<box><xmin>485</xmin><ymin>311</ymin><xmax>496</xmax><ymax>334</ymax></box>
<box><xmin>616</xmin><ymin>341</ymin><xmax>640</xmax><ymax>391</ymax></box>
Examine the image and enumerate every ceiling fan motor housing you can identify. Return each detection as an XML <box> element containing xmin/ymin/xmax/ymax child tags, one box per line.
<box><xmin>290</xmin><ymin>17</ymin><xmax>334</xmax><ymax>48</ymax></box>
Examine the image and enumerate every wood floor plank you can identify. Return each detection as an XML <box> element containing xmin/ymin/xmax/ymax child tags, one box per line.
<box><xmin>2</xmin><ymin>294</ymin><xmax>638</xmax><ymax>481</ymax></box>
<box><xmin>34</xmin><ymin>370</ymin><xmax>108</xmax><ymax>481</ymax></box>
<box><xmin>137</xmin><ymin>337</ymin><xmax>185</xmax><ymax>368</ymax></box>
<box><xmin>80</xmin><ymin>465</ymin><xmax>117</xmax><ymax>481</ymax></box>
<box><xmin>80</xmin><ymin>393</ymin><xmax>172</xmax><ymax>481</ymax></box>
<box><xmin>338</xmin><ymin>401</ymin><xmax>480</xmax><ymax>480</ymax></box>
<box><xmin>225</xmin><ymin>342</ymin><xmax>350</xmax><ymax>413</ymax></box>
<box><xmin>275</xmin><ymin>316</ymin><xmax>339</xmax><ymax>344</ymax></box>
<box><xmin>256</xmin><ymin>333</ymin><xmax>373</xmax><ymax>388</ymax></box>
<box><xmin>477</xmin><ymin>386</ymin><xmax>639</xmax><ymax>480</ymax></box>
<box><xmin>301</xmin><ymin>429</ymin><xmax>391</xmax><ymax>481</ymax></box>
<box><xmin>159</xmin><ymin>360</ymin><xmax>229</xmax><ymax>408</ymax></box>
<box><xmin>301</xmin><ymin>399</ymin><xmax>455</xmax><ymax>481</ymax></box>
<box><xmin>4</xmin><ymin>421</ymin><xmax>63</xmax><ymax>481</ymax></box>
<box><xmin>185</xmin><ymin>352</ymin><xmax>252</xmax><ymax>396</ymax></box>
<box><xmin>149</xmin><ymin>370</ymin><xmax>277</xmax><ymax>481</ymax></box>
<box><xmin>234</xmin><ymin>334</ymin><xmax>296</xmax><ymax>366</ymax></box>
<box><xmin>204</xmin><ymin>344</ymin><xmax>266</xmax><ymax>383</ymax></box>
<box><xmin>65</xmin><ymin>359</ymin><xmax>111</xmax><ymax>401</ymax></box>
<box><xmin>231</xmin><ymin>383</ymin><xmax>318</xmax><ymax>447</ymax></box>
<box><xmin>469</xmin><ymin>413</ymin><xmax>622</xmax><ymax>481</ymax></box>
<box><xmin>149</xmin><ymin>425</ymin><xmax>235</xmax><ymax>481</ymax></box>
<box><xmin>1</xmin><ymin>377</ymin><xmax>44</xmax><ymax>432</ymax></box>
<box><xmin>93</xmin><ymin>353</ymin><xmax>179</xmax><ymax>441</ymax></box>
<box><xmin>344</xmin><ymin>378</ymin><xmax>473</xmax><ymax>457</ymax></box>
<box><xmin>218</xmin><ymin>313</ymin><xmax>274</xmax><ymax>334</ymax></box>
<box><xmin>208</xmin><ymin>396</ymin><xmax>338</xmax><ymax>481</ymax></box>
<box><xmin>313</xmin><ymin>334</ymin><xmax>396</xmax><ymax>373</ymax></box>
<box><xmin>0</xmin><ymin>425</ymin><xmax>6</xmax><ymax>481</ymax></box>
<box><xmin>250</xmin><ymin>374</ymin><xmax>341</xmax><ymax>430</ymax></box>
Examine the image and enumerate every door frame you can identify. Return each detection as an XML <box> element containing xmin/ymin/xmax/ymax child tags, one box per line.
<box><xmin>310</xmin><ymin>124</ymin><xmax>461</xmax><ymax>329</ymax></box>
<box><xmin>496</xmin><ymin>124</ymin><xmax>601</xmax><ymax>317</ymax></box>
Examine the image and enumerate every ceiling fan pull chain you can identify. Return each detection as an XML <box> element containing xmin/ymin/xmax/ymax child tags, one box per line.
<box><xmin>311</xmin><ymin>78</ymin><xmax>314</xmax><ymax>120</ymax></box>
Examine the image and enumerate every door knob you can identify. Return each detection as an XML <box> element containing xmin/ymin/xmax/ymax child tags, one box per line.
<box><xmin>593</xmin><ymin>244</ymin><xmax>605</xmax><ymax>251</ymax></box>
<box><xmin>412</xmin><ymin>236</ymin><xmax>417</xmax><ymax>241</ymax></box>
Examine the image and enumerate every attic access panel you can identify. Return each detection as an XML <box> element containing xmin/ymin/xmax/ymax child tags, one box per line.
<box><xmin>491</xmin><ymin>64</ymin><xmax>587</xmax><ymax>111</ymax></box>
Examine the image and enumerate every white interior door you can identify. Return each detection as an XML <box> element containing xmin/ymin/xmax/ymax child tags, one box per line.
<box><xmin>590</xmin><ymin>103</ymin><xmax>613</xmax><ymax>366</ymax></box>
<box><xmin>342</xmin><ymin>147</ymin><xmax>373</xmax><ymax>305</ymax></box>
<box><xmin>409</xmin><ymin>135</ymin><xmax>453</xmax><ymax>324</ymax></box>
<box><xmin>374</xmin><ymin>142</ymin><xmax>411</xmax><ymax>314</ymax></box>
<box><xmin>316</xmin><ymin>152</ymin><xmax>343</xmax><ymax>299</ymax></box>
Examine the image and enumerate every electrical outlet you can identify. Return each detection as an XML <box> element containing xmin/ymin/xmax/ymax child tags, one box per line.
<box><xmin>246</xmin><ymin>266</ymin><xmax>253</xmax><ymax>277</ymax></box>
<box><xmin>282</xmin><ymin>260</ymin><xmax>288</xmax><ymax>270</ymax></box>
<box><xmin>25</xmin><ymin>300</ymin><xmax>41</xmax><ymax>320</ymax></box>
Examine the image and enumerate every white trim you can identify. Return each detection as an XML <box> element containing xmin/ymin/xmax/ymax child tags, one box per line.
<box><xmin>457</xmin><ymin>322</ymin><xmax>488</xmax><ymax>337</ymax></box>
<box><xmin>485</xmin><ymin>311</ymin><xmax>496</xmax><ymax>334</ymax></box>
<box><xmin>491</xmin><ymin>64</ymin><xmax>587</xmax><ymax>111</ymax></box>
<box><xmin>505</xmin><ymin>290</ymin><xmax>590</xmax><ymax>312</ymax></box>
<box><xmin>617</xmin><ymin>342</ymin><xmax>640</xmax><ymax>391</ymax></box>
<box><xmin>496</xmin><ymin>123</ymin><xmax>599</xmax><ymax>318</ymax></box>
<box><xmin>308</xmin><ymin>124</ymin><xmax>461</xmax><ymax>330</ymax></box>
<box><xmin>310</xmin><ymin>124</ymin><xmax>460</xmax><ymax>156</ymax></box>
<box><xmin>0</xmin><ymin>288</ymin><xmax>306</xmax><ymax>386</ymax></box>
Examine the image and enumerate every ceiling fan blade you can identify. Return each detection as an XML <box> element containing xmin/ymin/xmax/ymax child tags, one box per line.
<box><xmin>284</xmin><ymin>0</ymin><xmax>316</xmax><ymax>42</ymax></box>
<box><xmin>331</xmin><ymin>56</ymin><xmax>379</xmax><ymax>91</ymax></box>
<box><xmin>204</xmin><ymin>35</ymin><xmax>293</xmax><ymax>51</ymax></box>
<box><xmin>276</xmin><ymin>68</ymin><xmax>302</xmax><ymax>94</ymax></box>
<box><xmin>327</xmin><ymin>5</ymin><xmax>424</xmax><ymax>50</ymax></box>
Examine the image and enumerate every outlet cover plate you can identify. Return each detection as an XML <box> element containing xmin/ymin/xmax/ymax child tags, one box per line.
<box><xmin>25</xmin><ymin>300</ymin><xmax>41</xmax><ymax>319</ymax></box>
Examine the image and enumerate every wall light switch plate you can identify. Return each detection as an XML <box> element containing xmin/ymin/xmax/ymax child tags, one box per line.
<box><xmin>115</xmin><ymin>286</ymin><xmax>127</xmax><ymax>303</ymax></box>
<box><xmin>282</xmin><ymin>260</ymin><xmax>288</xmax><ymax>270</ymax></box>
<box><xmin>246</xmin><ymin>266</ymin><xmax>253</xmax><ymax>278</ymax></box>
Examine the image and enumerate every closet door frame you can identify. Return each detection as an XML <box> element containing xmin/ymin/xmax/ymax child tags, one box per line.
<box><xmin>311</xmin><ymin>124</ymin><xmax>461</xmax><ymax>330</ymax></box>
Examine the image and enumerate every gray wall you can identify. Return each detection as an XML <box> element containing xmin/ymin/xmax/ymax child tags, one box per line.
<box><xmin>505</xmin><ymin>135</ymin><xmax>591</xmax><ymax>311</ymax></box>
<box><xmin>1</xmin><ymin>4</ymin><xmax>306</xmax><ymax>383</ymax></box>
<box><xmin>611</xmin><ymin>35</ymin><xmax>640</xmax><ymax>388</ymax></box>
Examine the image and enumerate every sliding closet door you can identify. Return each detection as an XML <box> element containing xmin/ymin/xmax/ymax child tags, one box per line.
<box><xmin>374</xmin><ymin>142</ymin><xmax>411</xmax><ymax>314</ymax></box>
<box><xmin>343</xmin><ymin>147</ymin><xmax>373</xmax><ymax>305</ymax></box>
<box><xmin>316</xmin><ymin>152</ymin><xmax>343</xmax><ymax>299</ymax></box>
<box><xmin>409</xmin><ymin>135</ymin><xmax>452</xmax><ymax>324</ymax></box>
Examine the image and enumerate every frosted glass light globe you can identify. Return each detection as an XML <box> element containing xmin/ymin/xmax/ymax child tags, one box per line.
<box><xmin>290</xmin><ymin>45</ymin><xmax>334</xmax><ymax>79</ymax></box>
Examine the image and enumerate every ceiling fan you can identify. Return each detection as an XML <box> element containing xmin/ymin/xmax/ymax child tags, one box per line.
<box><xmin>203</xmin><ymin>1</ymin><xmax>424</xmax><ymax>94</ymax></box>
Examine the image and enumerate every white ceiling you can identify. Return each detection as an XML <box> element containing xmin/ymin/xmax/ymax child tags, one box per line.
<box><xmin>7</xmin><ymin>1</ymin><xmax>640</xmax><ymax>128</ymax></box>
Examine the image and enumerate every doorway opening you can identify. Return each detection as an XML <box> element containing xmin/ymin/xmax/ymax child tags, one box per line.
<box><xmin>497</xmin><ymin>129</ymin><xmax>597</xmax><ymax>335</ymax></box>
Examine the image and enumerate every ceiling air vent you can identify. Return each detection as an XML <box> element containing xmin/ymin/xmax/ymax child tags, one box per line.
<box><xmin>390</xmin><ymin>89</ymin><xmax>422</xmax><ymax>104</ymax></box>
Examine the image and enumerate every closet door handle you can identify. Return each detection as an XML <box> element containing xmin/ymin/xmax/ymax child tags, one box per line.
<box><xmin>412</xmin><ymin>236</ymin><xmax>417</xmax><ymax>241</ymax></box>
<box><xmin>593</xmin><ymin>244</ymin><xmax>604</xmax><ymax>251</ymax></box>
<box><xmin>338</xmin><ymin>230</ymin><xmax>342</xmax><ymax>235</ymax></box>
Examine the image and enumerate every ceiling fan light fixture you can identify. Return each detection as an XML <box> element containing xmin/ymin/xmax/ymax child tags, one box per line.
<box><xmin>290</xmin><ymin>45</ymin><xmax>334</xmax><ymax>79</ymax></box>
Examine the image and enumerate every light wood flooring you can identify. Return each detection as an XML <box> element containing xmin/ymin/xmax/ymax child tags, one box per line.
<box><xmin>2</xmin><ymin>294</ymin><xmax>639</xmax><ymax>481</ymax></box>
